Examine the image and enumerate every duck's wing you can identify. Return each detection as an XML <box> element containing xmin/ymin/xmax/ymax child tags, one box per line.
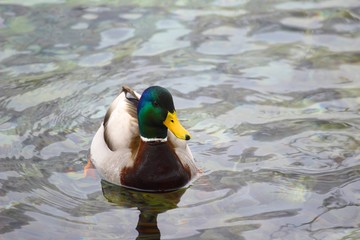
<box><xmin>168</xmin><ymin>131</ymin><xmax>199</xmax><ymax>179</ymax></box>
<box><xmin>90</xmin><ymin>86</ymin><xmax>141</xmax><ymax>185</ymax></box>
<box><xmin>103</xmin><ymin>86</ymin><xmax>140</xmax><ymax>151</ymax></box>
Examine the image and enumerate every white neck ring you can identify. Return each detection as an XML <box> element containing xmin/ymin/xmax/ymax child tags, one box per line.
<box><xmin>140</xmin><ymin>136</ymin><xmax>168</xmax><ymax>142</ymax></box>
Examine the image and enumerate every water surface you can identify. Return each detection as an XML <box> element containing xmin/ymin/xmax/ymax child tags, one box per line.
<box><xmin>1</xmin><ymin>0</ymin><xmax>360</xmax><ymax>239</ymax></box>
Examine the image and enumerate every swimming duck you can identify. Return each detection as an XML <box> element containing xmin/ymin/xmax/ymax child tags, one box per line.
<box><xmin>90</xmin><ymin>86</ymin><xmax>198</xmax><ymax>192</ymax></box>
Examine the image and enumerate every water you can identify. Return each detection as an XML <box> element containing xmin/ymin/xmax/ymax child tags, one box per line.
<box><xmin>1</xmin><ymin>0</ymin><xmax>360</xmax><ymax>239</ymax></box>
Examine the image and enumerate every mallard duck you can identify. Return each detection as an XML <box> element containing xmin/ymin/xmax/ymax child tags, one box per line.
<box><xmin>90</xmin><ymin>86</ymin><xmax>198</xmax><ymax>192</ymax></box>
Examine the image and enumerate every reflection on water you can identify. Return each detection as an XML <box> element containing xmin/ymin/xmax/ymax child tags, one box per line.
<box><xmin>102</xmin><ymin>181</ymin><xmax>186</xmax><ymax>240</ymax></box>
<box><xmin>1</xmin><ymin>0</ymin><xmax>360</xmax><ymax>239</ymax></box>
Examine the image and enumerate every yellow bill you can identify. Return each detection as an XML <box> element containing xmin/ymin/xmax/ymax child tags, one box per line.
<box><xmin>163</xmin><ymin>111</ymin><xmax>191</xmax><ymax>140</ymax></box>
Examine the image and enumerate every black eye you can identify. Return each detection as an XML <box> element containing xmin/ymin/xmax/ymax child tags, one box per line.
<box><xmin>153</xmin><ymin>101</ymin><xmax>159</xmax><ymax>107</ymax></box>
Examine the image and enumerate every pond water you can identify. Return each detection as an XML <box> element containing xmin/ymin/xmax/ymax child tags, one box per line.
<box><xmin>1</xmin><ymin>0</ymin><xmax>360</xmax><ymax>239</ymax></box>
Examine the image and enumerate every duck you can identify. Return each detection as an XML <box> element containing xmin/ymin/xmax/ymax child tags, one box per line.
<box><xmin>90</xmin><ymin>85</ymin><xmax>199</xmax><ymax>192</ymax></box>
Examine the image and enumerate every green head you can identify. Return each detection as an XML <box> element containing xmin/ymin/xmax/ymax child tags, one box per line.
<box><xmin>137</xmin><ymin>86</ymin><xmax>191</xmax><ymax>141</ymax></box>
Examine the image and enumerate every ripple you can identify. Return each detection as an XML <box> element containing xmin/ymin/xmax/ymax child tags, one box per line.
<box><xmin>70</xmin><ymin>22</ymin><xmax>89</xmax><ymax>30</ymax></box>
<box><xmin>81</xmin><ymin>13</ymin><xmax>98</xmax><ymax>20</ymax></box>
<box><xmin>97</xmin><ymin>28</ymin><xmax>135</xmax><ymax>49</ymax></box>
<box><xmin>276</xmin><ymin>0</ymin><xmax>360</xmax><ymax>10</ymax></box>
<box><xmin>241</xmin><ymin>62</ymin><xmax>358</xmax><ymax>93</ymax></box>
<box><xmin>197</xmin><ymin>26</ymin><xmax>265</xmax><ymax>55</ymax></box>
<box><xmin>173</xmin><ymin>8</ymin><xmax>246</xmax><ymax>21</ymax></box>
<box><xmin>281</xmin><ymin>16</ymin><xmax>323</xmax><ymax>30</ymax></box>
<box><xmin>253</xmin><ymin>31</ymin><xmax>302</xmax><ymax>44</ymax></box>
<box><xmin>133</xmin><ymin>26</ymin><xmax>190</xmax><ymax>56</ymax></box>
<box><xmin>213</xmin><ymin>0</ymin><xmax>249</xmax><ymax>7</ymax></box>
<box><xmin>119</xmin><ymin>13</ymin><xmax>142</xmax><ymax>20</ymax></box>
<box><xmin>289</xmin><ymin>132</ymin><xmax>359</xmax><ymax>163</ymax></box>
<box><xmin>334</xmin><ymin>23</ymin><xmax>360</xmax><ymax>32</ymax></box>
<box><xmin>0</xmin><ymin>63</ymin><xmax>58</xmax><ymax>77</ymax></box>
<box><xmin>312</xmin><ymin>206</ymin><xmax>359</xmax><ymax>230</ymax></box>
<box><xmin>304</xmin><ymin>34</ymin><xmax>360</xmax><ymax>52</ymax></box>
<box><xmin>159</xmin><ymin>74</ymin><xmax>218</xmax><ymax>94</ymax></box>
<box><xmin>0</xmin><ymin>0</ymin><xmax>65</xmax><ymax>6</ymax></box>
<box><xmin>78</xmin><ymin>52</ymin><xmax>114</xmax><ymax>67</ymax></box>
<box><xmin>0</xmin><ymin>49</ymin><xmax>21</xmax><ymax>62</ymax></box>
<box><xmin>6</xmin><ymin>80</ymin><xmax>86</xmax><ymax>111</ymax></box>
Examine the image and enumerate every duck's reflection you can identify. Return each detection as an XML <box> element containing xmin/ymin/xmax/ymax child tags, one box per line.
<box><xmin>101</xmin><ymin>180</ymin><xmax>186</xmax><ymax>240</ymax></box>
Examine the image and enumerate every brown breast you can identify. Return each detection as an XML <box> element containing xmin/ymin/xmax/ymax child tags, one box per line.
<box><xmin>120</xmin><ymin>141</ymin><xmax>191</xmax><ymax>192</ymax></box>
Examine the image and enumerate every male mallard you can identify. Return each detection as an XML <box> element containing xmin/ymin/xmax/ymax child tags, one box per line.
<box><xmin>90</xmin><ymin>86</ymin><xmax>198</xmax><ymax>192</ymax></box>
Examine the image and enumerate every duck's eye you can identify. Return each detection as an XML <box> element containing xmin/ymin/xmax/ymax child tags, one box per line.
<box><xmin>153</xmin><ymin>101</ymin><xmax>159</xmax><ymax>107</ymax></box>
